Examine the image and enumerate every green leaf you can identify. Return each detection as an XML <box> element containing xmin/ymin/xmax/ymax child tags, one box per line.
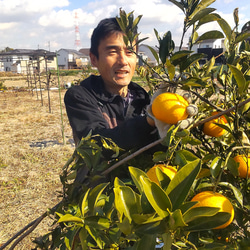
<box><xmin>166</xmin><ymin>58</ymin><xmax>176</xmax><ymax>81</ymax></box>
<box><xmin>219</xmin><ymin>182</ymin><xmax>243</xmax><ymax>207</ymax></box>
<box><xmin>140</xmin><ymin>176</ymin><xmax>172</xmax><ymax>218</ymax></box>
<box><xmin>114</xmin><ymin>177</ymin><xmax>126</xmax><ymax>187</ymax></box>
<box><xmin>210</xmin><ymin>156</ymin><xmax>222</xmax><ymax>178</ymax></box>
<box><xmin>183</xmin><ymin>206</ymin><xmax>220</xmax><ymax>223</ymax></box>
<box><xmin>132</xmin><ymin>15</ymin><xmax>142</xmax><ymax>29</ymax></box>
<box><xmin>156</xmin><ymin>167</ymin><xmax>172</xmax><ymax>189</ymax></box>
<box><xmin>235</xmin><ymin>32</ymin><xmax>250</xmax><ymax>43</ymax></box>
<box><xmin>81</xmin><ymin>188</ymin><xmax>91</xmax><ymax>216</ymax></box>
<box><xmin>169</xmin><ymin>209</ymin><xmax>187</xmax><ymax>231</ymax></box>
<box><xmin>184</xmin><ymin>212</ymin><xmax>231</xmax><ymax>231</ymax></box>
<box><xmin>217</xmin><ymin>18</ymin><xmax>232</xmax><ymax>41</ymax></box>
<box><xmin>188</xmin><ymin>8</ymin><xmax>216</xmax><ymax>26</ymax></box>
<box><xmin>76</xmin><ymin>148</ymin><xmax>92</xmax><ymax>169</ymax></box>
<box><xmin>166</xmin><ymin>159</ymin><xmax>201</xmax><ymax>211</ymax></box>
<box><xmin>197</xmin><ymin>13</ymin><xmax>221</xmax><ymax>27</ymax></box>
<box><xmin>129</xmin><ymin>166</ymin><xmax>149</xmax><ymax>194</ymax></box>
<box><xmin>117</xmin><ymin>216</ymin><xmax>132</xmax><ymax>235</ymax></box>
<box><xmin>140</xmin><ymin>192</ymin><xmax>155</xmax><ymax>214</ymax></box>
<box><xmin>58</xmin><ymin>214</ymin><xmax>83</xmax><ymax>224</ymax></box>
<box><xmin>114</xmin><ymin>184</ymin><xmax>139</xmax><ymax>223</ymax></box>
<box><xmin>179</xmin><ymin>201</ymin><xmax>198</xmax><ymax>214</ymax></box>
<box><xmin>64</xmin><ymin>228</ymin><xmax>77</xmax><ymax>250</ymax></box>
<box><xmin>146</xmin><ymin>45</ymin><xmax>159</xmax><ymax>64</ymax></box>
<box><xmin>162</xmin><ymin>125</ymin><xmax>178</xmax><ymax>147</ymax></box>
<box><xmin>175</xmin><ymin>149</ymin><xmax>199</xmax><ymax>167</ymax></box>
<box><xmin>180</xmin><ymin>53</ymin><xmax>205</xmax><ymax>71</ymax></box>
<box><xmin>226</xmin><ymin>157</ymin><xmax>239</xmax><ymax>177</ymax></box>
<box><xmin>171</xmin><ymin>50</ymin><xmax>193</xmax><ymax>66</ymax></box>
<box><xmin>181</xmin><ymin>77</ymin><xmax>207</xmax><ymax>87</ymax></box>
<box><xmin>168</xmin><ymin>0</ymin><xmax>185</xmax><ymax>12</ymax></box>
<box><xmin>85</xmin><ymin>225</ymin><xmax>106</xmax><ymax>249</ymax></box>
<box><xmin>88</xmin><ymin>183</ymin><xmax>109</xmax><ymax>216</ymax></box>
<box><xmin>84</xmin><ymin>216</ymin><xmax>110</xmax><ymax>230</ymax></box>
<box><xmin>228</xmin><ymin>64</ymin><xmax>247</xmax><ymax>94</ymax></box>
<box><xmin>205</xmin><ymin>56</ymin><xmax>215</xmax><ymax>76</ymax></box>
<box><xmin>159</xmin><ymin>31</ymin><xmax>174</xmax><ymax>64</ymax></box>
<box><xmin>134</xmin><ymin>217</ymin><xmax>166</xmax><ymax>235</ymax></box>
<box><xmin>189</xmin><ymin>0</ymin><xmax>216</xmax><ymax>19</ymax></box>
<box><xmin>153</xmin><ymin>151</ymin><xmax>168</xmax><ymax>162</ymax></box>
<box><xmin>79</xmin><ymin>227</ymin><xmax>88</xmax><ymax>250</ymax></box>
<box><xmin>133</xmin><ymin>234</ymin><xmax>157</xmax><ymax>250</ymax></box>
<box><xmin>195</xmin><ymin>30</ymin><xmax>224</xmax><ymax>43</ymax></box>
<box><xmin>181</xmin><ymin>136</ymin><xmax>202</xmax><ymax>145</ymax></box>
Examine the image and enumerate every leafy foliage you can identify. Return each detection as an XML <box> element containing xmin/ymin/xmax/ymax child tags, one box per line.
<box><xmin>35</xmin><ymin>1</ymin><xmax>250</xmax><ymax>249</ymax></box>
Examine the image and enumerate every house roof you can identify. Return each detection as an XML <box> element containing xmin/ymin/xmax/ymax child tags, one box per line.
<box><xmin>79</xmin><ymin>48</ymin><xmax>90</xmax><ymax>56</ymax></box>
<box><xmin>0</xmin><ymin>49</ymin><xmax>56</xmax><ymax>57</ymax></box>
<box><xmin>58</xmin><ymin>48</ymin><xmax>87</xmax><ymax>57</ymax></box>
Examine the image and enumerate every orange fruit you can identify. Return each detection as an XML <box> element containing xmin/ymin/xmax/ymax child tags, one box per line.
<box><xmin>146</xmin><ymin>164</ymin><xmax>177</xmax><ymax>184</ymax></box>
<box><xmin>152</xmin><ymin>92</ymin><xmax>189</xmax><ymax>124</ymax></box>
<box><xmin>233</xmin><ymin>155</ymin><xmax>250</xmax><ymax>178</ymax></box>
<box><xmin>191</xmin><ymin>191</ymin><xmax>234</xmax><ymax>229</ymax></box>
<box><xmin>203</xmin><ymin>112</ymin><xmax>227</xmax><ymax>137</ymax></box>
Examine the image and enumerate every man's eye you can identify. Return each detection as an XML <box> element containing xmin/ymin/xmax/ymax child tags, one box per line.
<box><xmin>108</xmin><ymin>50</ymin><xmax>117</xmax><ymax>54</ymax></box>
<box><xmin>126</xmin><ymin>49</ymin><xmax>134</xmax><ymax>55</ymax></box>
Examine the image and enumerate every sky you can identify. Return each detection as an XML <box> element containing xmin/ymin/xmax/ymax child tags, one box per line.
<box><xmin>0</xmin><ymin>0</ymin><xmax>249</xmax><ymax>52</ymax></box>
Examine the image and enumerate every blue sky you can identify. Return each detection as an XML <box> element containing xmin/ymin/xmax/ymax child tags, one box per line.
<box><xmin>0</xmin><ymin>0</ymin><xmax>249</xmax><ymax>51</ymax></box>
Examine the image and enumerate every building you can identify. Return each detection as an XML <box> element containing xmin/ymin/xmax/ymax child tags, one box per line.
<box><xmin>138</xmin><ymin>44</ymin><xmax>159</xmax><ymax>66</ymax></box>
<box><xmin>56</xmin><ymin>49</ymin><xmax>90</xmax><ymax>69</ymax></box>
<box><xmin>0</xmin><ymin>49</ymin><xmax>57</xmax><ymax>74</ymax></box>
<box><xmin>192</xmin><ymin>38</ymin><xmax>225</xmax><ymax>64</ymax></box>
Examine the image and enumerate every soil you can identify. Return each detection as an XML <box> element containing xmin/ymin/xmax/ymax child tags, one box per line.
<box><xmin>0</xmin><ymin>74</ymin><xmax>78</xmax><ymax>249</ymax></box>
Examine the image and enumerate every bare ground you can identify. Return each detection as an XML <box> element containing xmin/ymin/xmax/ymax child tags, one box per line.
<box><xmin>0</xmin><ymin>75</ymin><xmax>78</xmax><ymax>249</ymax></box>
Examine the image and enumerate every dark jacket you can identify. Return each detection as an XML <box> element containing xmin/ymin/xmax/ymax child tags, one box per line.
<box><xmin>64</xmin><ymin>75</ymin><xmax>157</xmax><ymax>150</ymax></box>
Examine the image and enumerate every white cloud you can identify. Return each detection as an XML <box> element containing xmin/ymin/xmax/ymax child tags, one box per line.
<box><xmin>39</xmin><ymin>10</ymin><xmax>74</xmax><ymax>28</ymax></box>
<box><xmin>0</xmin><ymin>0</ymin><xmax>249</xmax><ymax>51</ymax></box>
<box><xmin>0</xmin><ymin>22</ymin><xmax>17</xmax><ymax>30</ymax></box>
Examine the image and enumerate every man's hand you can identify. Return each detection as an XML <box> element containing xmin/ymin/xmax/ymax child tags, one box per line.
<box><xmin>147</xmin><ymin>84</ymin><xmax>198</xmax><ymax>138</ymax></box>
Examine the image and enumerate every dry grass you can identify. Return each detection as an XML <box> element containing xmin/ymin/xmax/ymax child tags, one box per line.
<box><xmin>0</xmin><ymin>76</ymin><xmax>77</xmax><ymax>249</ymax></box>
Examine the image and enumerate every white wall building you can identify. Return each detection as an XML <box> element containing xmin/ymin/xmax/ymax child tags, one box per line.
<box><xmin>192</xmin><ymin>38</ymin><xmax>225</xmax><ymax>53</ymax></box>
<box><xmin>57</xmin><ymin>49</ymin><xmax>90</xmax><ymax>69</ymax></box>
<box><xmin>0</xmin><ymin>49</ymin><xmax>57</xmax><ymax>74</ymax></box>
<box><xmin>138</xmin><ymin>44</ymin><xmax>159</xmax><ymax>66</ymax></box>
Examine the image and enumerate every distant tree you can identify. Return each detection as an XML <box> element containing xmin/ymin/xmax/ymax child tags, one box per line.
<box><xmin>1</xmin><ymin>47</ymin><xmax>14</xmax><ymax>52</ymax></box>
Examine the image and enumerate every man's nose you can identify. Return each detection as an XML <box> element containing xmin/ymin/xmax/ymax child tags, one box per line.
<box><xmin>118</xmin><ymin>51</ymin><xmax>128</xmax><ymax>65</ymax></box>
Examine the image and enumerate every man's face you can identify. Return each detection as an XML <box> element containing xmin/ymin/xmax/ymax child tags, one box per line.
<box><xmin>90</xmin><ymin>32</ymin><xmax>137</xmax><ymax>96</ymax></box>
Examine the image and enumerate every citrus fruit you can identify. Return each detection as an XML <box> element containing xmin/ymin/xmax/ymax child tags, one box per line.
<box><xmin>203</xmin><ymin>112</ymin><xmax>227</xmax><ymax>137</ymax></box>
<box><xmin>191</xmin><ymin>191</ymin><xmax>234</xmax><ymax>229</ymax></box>
<box><xmin>152</xmin><ymin>92</ymin><xmax>189</xmax><ymax>124</ymax></box>
<box><xmin>146</xmin><ymin>164</ymin><xmax>177</xmax><ymax>184</ymax></box>
<box><xmin>233</xmin><ymin>155</ymin><xmax>250</xmax><ymax>178</ymax></box>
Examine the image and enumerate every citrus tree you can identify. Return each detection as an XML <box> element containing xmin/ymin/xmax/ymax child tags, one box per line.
<box><xmin>34</xmin><ymin>1</ymin><xmax>250</xmax><ymax>249</ymax></box>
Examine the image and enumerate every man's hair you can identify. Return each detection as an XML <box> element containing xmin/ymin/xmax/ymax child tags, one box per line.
<box><xmin>90</xmin><ymin>18</ymin><xmax>122</xmax><ymax>58</ymax></box>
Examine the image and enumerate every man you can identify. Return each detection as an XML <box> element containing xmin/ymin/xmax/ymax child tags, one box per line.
<box><xmin>64</xmin><ymin>17</ymin><xmax>157</xmax><ymax>150</ymax></box>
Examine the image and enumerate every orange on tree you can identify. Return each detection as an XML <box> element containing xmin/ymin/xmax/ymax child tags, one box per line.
<box><xmin>146</xmin><ymin>164</ymin><xmax>177</xmax><ymax>184</ymax></box>
<box><xmin>203</xmin><ymin>111</ymin><xmax>228</xmax><ymax>137</ymax></box>
<box><xmin>233</xmin><ymin>155</ymin><xmax>250</xmax><ymax>178</ymax></box>
<box><xmin>191</xmin><ymin>191</ymin><xmax>234</xmax><ymax>229</ymax></box>
<box><xmin>152</xmin><ymin>92</ymin><xmax>189</xmax><ymax>124</ymax></box>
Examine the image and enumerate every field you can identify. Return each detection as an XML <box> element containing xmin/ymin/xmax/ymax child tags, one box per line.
<box><xmin>0</xmin><ymin>74</ymin><xmax>79</xmax><ymax>249</ymax></box>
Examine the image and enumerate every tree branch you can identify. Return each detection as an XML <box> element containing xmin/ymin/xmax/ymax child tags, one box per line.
<box><xmin>0</xmin><ymin>202</ymin><xmax>62</xmax><ymax>250</ymax></box>
<box><xmin>192</xmin><ymin>97</ymin><xmax>250</xmax><ymax>128</ymax></box>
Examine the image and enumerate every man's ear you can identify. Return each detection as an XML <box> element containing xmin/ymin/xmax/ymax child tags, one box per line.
<box><xmin>90</xmin><ymin>52</ymin><xmax>98</xmax><ymax>67</ymax></box>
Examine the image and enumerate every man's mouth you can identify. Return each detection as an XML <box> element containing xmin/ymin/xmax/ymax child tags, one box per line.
<box><xmin>115</xmin><ymin>70</ymin><xmax>129</xmax><ymax>76</ymax></box>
